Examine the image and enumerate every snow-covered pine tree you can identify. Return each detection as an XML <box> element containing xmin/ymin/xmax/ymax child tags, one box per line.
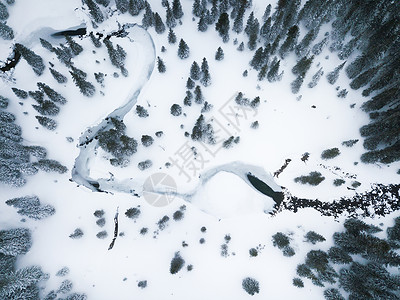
<box><xmin>65</xmin><ymin>35</ymin><xmax>83</xmax><ymax>56</ymax></box>
<box><xmin>186</xmin><ymin>77</ymin><xmax>195</xmax><ymax>89</ymax></box>
<box><xmin>177</xmin><ymin>38</ymin><xmax>189</xmax><ymax>59</ymax></box>
<box><xmin>49</xmin><ymin>68</ymin><xmax>68</xmax><ymax>84</ymax></box>
<box><xmin>69</xmin><ymin>66</ymin><xmax>96</xmax><ymax>97</ymax></box>
<box><xmin>0</xmin><ymin>21</ymin><xmax>13</xmax><ymax>40</ymax></box>
<box><xmin>129</xmin><ymin>0</ymin><xmax>144</xmax><ymax>16</ymax></box>
<box><xmin>267</xmin><ymin>59</ymin><xmax>282</xmax><ymax>82</ymax></box>
<box><xmin>192</xmin><ymin>0</ymin><xmax>203</xmax><ymax>17</ymax></box>
<box><xmin>250</xmin><ymin>47</ymin><xmax>266</xmax><ymax>71</ymax></box>
<box><xmin>215</xmin><ymin>47</ymin><xmax>224</xmax><ymax>61</ymax></box>
<box><xmin>168</xmin><ymin>28</ymin><xmax>176</xmax><ymax>44</ymax></box>
<box><xmin>215</xmin><ymin>12</ymin><xmax>229</xmax><ymax>43</ymax></box>
<box><xmin>292</xmin><ymin>55</ymin><xmax>314</xmax><ymax>77</ymax></box>
<box><xmin>166</xmin><ymin>2</ymin><xmax>176</xmax><ymax>28</ymax></box>
<box><xmin>157</xmin><ymin>56</ymin><xmax>166</xmax><ymax>73</ymax></box>
<box><xmin>190</xmin><ymin>61</ymin><xmax>200</xmax><ymax>80</ymax></box>
<box><xmin>154</xmin><ymin>12</ymin><xmax>166</xmax><ymax>34</ymax></box>
<box><xmin>327</xmin><ymin>61</ymin><xmax>346</xmax><ymax>85</ymax></box>
<box><xmin>198</xmin><ymin>14</ymin><xmax>207</xmax><ymax>32</ymax></box>
<box><xmin>0</xmin><ymin>1</ymin><xmax>9</xmax><ymax>20</ymax></box>
<box><xmin>279</xmin><ymin>25</ymin><xmax>299</xmax><ymax>59</ymax></box>
<box><xmin>95</xmin><ymin>0</ymin><xmax>110</xmax><ymax>7</ymax></box>
<box><xmin>37</xmin><ymin>82</ymin><xmax>66</xmax><ymax>104</ymax></box>
<box><xmin>89</xmin><ymin>32</ymin><xmax>102</xmax><ymax>48</ymax></box>
<box><xmin>0</xmin><ymin>228</ymin><xmax>32</xmax><ymax>256</ymax></box>
<box><xmin>15</xmin><ymin>43</ymin><xmax>45</xmax><ymax>76</ymax></box>
<box><xmin>308</xmin><ymin>67</ymin><xmax>324</xmax><ymax>88</ymax></box>
<box><xmin>142</xmin><ymin>2</ymin><xmax>154</xmax><ymax>29</ymax></box>
<box><xmin>172</xmin><ymin>0</ymin><xmax>183</xmax><ymax>19</ymax></box>
<box><xmin>83</xmin><ymin>0</ymin><xmax>104</xmax><ymax>23</ymax></box>
<box><xmin>115</xmin><ymin>0</ymin><xmax>129</xmax><ymax>13</ymax></box>
<box><xmin>194</xmin><ymin>85</ymin><xmax>203</xmax><ymax>104</ymax></box>
<box><xmin>35</xmin><ymin>116</ymin><xmax>57</xmax><ymax>130</ymax></box>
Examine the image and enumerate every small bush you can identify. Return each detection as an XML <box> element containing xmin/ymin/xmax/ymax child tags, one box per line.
<box><xmin>199</xmin><ymin>238</ymin><xmax>205</xmax><ymax>244</ymax></box>
<box><xmin>173</xmin><ymin>210</ymin><xmax>184</xmax><ymax>221</ymax></box>
<box><xmin>272</xmin><ymin>232</ymin><xmax>290</xmax><ymax>249</ymax></box>
<box><xmin>56</xmin><ymin>267</ymin><xmax>69</xmax><ymax>277</ymax></box>
<box><xmin>283</xmin><ymin>246</ymin><xmax>295</xmax><ymax>257</ymax></box>
<box><xmin>57</xmin><ymin>279</ymin><xmax>73</xmax><ymax>294</ymax></box>
<box><xmin>157</xmin><ymin>215</ymin><xmax>170</xmax><ymax>230</ymax></box>
<box><xmin>323</xmin><ymin>288</ymin><xmax>345</xmax><ymax>300</ymax></box>
<box><xmin>342</xmin><ymin>139</ymin><xmax>358</xmax><ymax>147</ymax></box>
<box><xmin>140</xmin><ymin>227</ymin><xmax>148</xmax><ymax>235</ymax></box>
<box><xmin>249</xmin><ymin>248</ymin><xmax>258</xmax><ymax>257</ymax></box>
<box><xmin>125</xmin><ymin>207</ymin><xmax>141</xmax><ymax>219</ymax></box>
<box><xmin>321</xmin><ymin>148</ymin><xmax>341</xmax><ymax>160</ymax></box>
<box><xmin>93</xmin><ymin>209</ymin><xmax>105</xmax><ymax>218</ymax></box>
<box><xmin>141</xmin><ymin>135</ymin><xmax>154</xmax><ymax>147</ymax></box>
<box><xmin>170</xmin><ymin>104</ymin><xmax>182</xmax><ymax>116</ymax></box>
<box><xmin>293</xmin><ymin>277</ymin><xmax>304</xmax><ymax>288</ymax></box>
<box><xmin>305</xmin><ymin>231</ymin><xmax>326</xmax><ymax>244</ymax></box>
<box><xmin>96</xmin><ymin>218</ymin><xmax>106</xmax><ymax>227</ymax></box>
<box><xmin>242</xmin><ymin>277</ymin><xmax>260</xmax><ymax>296</ymax></box>
<box><xmin>138</xmin><ymin>160</ymin><xmax>152</xmax><ymax>170</ymax></box>
<box><xmin>69</xmin><ymin>228</ymin><xmax>83</xmax><ymax>239</ymax></box>
<box><xmin>187</xmin><ymin>265</ymin><xmax>193</xmax><ymax>271</ymax></box>
<box><xmin>96</xmin><ymin>230</ymin><xmax>108</xmax><ymax>239</ymax></box>
<box><xmin>136</xmin><ymin>105</ymin><xmax>149</xmax><ymax>118</ymax></box>
<box><xmin>170</xmin><ymin>252</ymin><xmax>185</xmax><ymax>274</ymax></box>
<box><xmin>200</xmin><ymin>226</ymin><xmax>207</xmax><ymax>232</ymax></box>
<box><xmin>294</xmin><ymin>171</ymin><xmax>325</xmax><ymax>186</ymax></box>
<box><xmin>351</xmin><ymin>181</ymin><xmax>361</xmax><ymax>188</ymax></box>
<box><xmin>333</xmin><ymin>179</ymin><xmax>345</xmax><ymax>186</ymax></box>
<box><xmin>138</xmin><ymin>280</ymin><xmax>147</xmax><ymax>289</ymax></box>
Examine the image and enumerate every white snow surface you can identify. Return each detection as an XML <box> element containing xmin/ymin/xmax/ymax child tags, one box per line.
<box><xmin>1</xmin><ymin>0</ymin><xmax>400</xmax><ymax>299</ymax></box>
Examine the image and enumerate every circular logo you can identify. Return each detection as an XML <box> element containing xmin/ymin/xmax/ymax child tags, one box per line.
<box><xmin>143</xmin><ymin>173</ymin><xmax>177</xmax><ymax>207</ymax></box>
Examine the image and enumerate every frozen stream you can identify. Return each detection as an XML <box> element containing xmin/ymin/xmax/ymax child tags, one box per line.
<box><xmin>70</xmin><ymin>24</ymin><xmax>283</xmax><ymax>213</ymax></box>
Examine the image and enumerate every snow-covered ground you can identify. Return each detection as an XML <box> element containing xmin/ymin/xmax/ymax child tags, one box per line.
<box><xmin>1</xmin><ymin>0</ymin><xmax>400</xmax><ymax>299</ymax></box>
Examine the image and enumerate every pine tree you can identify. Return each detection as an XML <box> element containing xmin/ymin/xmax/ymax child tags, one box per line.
<box><xmin>291</xmin><ymin>74</ymin><xmax>304</xmax><ymax>94</ymax></box>
<box><xmin>250</xmin><ymin>47</ymin><xmax>266</xmax><ymax>71</ymax></box>
<box><xmin>157</xmin><ymin>56</ymin><xmax>166</xmax><ymax>73</ymax></box>
<box><xmin>177</xmin><ymin>39</ymin><xmax>189</xmax><ymax>59</ymax></box>
<box><xmin>308</xmin><ymin>67</ymin><xmax>324</xmax><ymax>88</ymax></box>
<box><xmin>292</xmin><ymin>55</ymin><xmax>314</xmax><ymax>76</ymax></box>
<box><xmin>312</xmin><ymin>33</ymin><xmax>329</xmax><ymax>55</ymax></box>
<box><xmin>194</xmin><ymin>85</ymin><xmax>203</xmax><ymax>104</ymax></box>
<box><xmin>95</xmin><ymin>0</ymin><xmax>110</xmax><ymax>7</ymax></box>
<box><xmin>11</xmin><ymin>88</ymin><xmax>28</xmax><ymax>99</ymax></box>
<box><xmin>142</xmin><ymin>2</ymin><xmax>154</xmax><ymax>29</ymax></box>
<box><xmin>69</xmin><ymin>66</ymin><xmax>96</xmax><ymax>97</ymax></box>
<box><xmin>65</xmin><ymin>36</ymin><xmax>83</xmax><ymax>56</ymax></box>
<box><xmin>172</xmin><ymin>0</ymin><xmax>183</xmax><ymax>19</ymax></box>
<box><xmin>200</xmin><ymin>68</ymin><xmax>211</xmax><ymax>87</ymax></box>
<box><xmin>327</xmin><ymin>62</ymin><xmax>346</xmax><ymax>85</ymax></box>
<box><xmin>184</xmin><ymin>90</ymin><xmax>192</xmax><ymax>106</ymax></box>
<box><xmin>32</xmin><ymin>100</ymin><xmax>60</xmax><ymax>116</ymax></box>
<box><xmin>218</xmin><ymin>0</ymin><xmax>228</xmax><ymax>14</ymax></box>
<box><xmin>39</xmin><ymin>38</ymin><xmax>54</xmax><ymax>52</ymax></box>
<box><xmin>244</xmin><ymin>12</ymin><xmax>255</xmax><ymax>36</ymax></box>
<box><xmin>267</xmin><ymin>59</ymin><xmax>281</xmax><ymax>82</ymax></box>
<box><xmin>350</xmin><ymin>65</ymin><xmax>381</xmax><ymax>90</ymax></box>
<box><xmin>115</xmin><ymin>0</ymin><xmax>129</xmax><ymax>13</ymax></box>
<box><xmin>53</xmin><ymin>45</ymin><xmax>72</xmax><ymax>67</ymax></box>
<box><xmin>49</xmin><ymin>68</ymin><xmax>67</xmax><ymax>84</ymax></box>
<box><xmin>262</xmin><ymin>4</ymin><xmax>271</xmax><ymax>21</ymax></box>
<box><xmin>0</xmin><ymin>21</ymin><xmax>13</xmax><ymax>40</ymax></box>
<box><xmin>279</xmin><ymin>25</ymin><xmax>299</xmax><ymax>59</ymax></box>
<box><xmin>295</xmin><ymin>27</ymin><xmax>320</xmax><ymax>57</ymax></box>
<box><xmin>237</xmin><ymin>41</ymin><xmax>244</xmax><ymax>51</ymax></box>
<box><xmin>186</xmin><ymin>77</ymin><xmax>195</xmax><ymax>89</ymax></box>
<box><xmin>37</xmin><ymin>82</ymin><xmax>66</xmax><ymax>104</ymax></box>
<box><xmin>35</xmin><ymin>116</ymin><xmax>57</xmax><ymax>130</ymax></box>
<box><xmin>166</xmin><ymin>2</ymin><xmax>176</xmax><ymax>28</ymax></box>
<box><xmin>104</xmin><ymin>39</ymin><xmax>127</xmax><ymax>73</ymax></box>
<box><xmin>258</xmin><ymin>63</ymin><xmax>268</xmax><ymax>81</ymax></box>
<box><xmin>129</xmin><ymin>0</ymin><xmax>144</xmax><ymax>16</ymax></box>
<box><xmin>0</xmin><ymin>228</ymin><xmax>32</xmax><ymax>256</ymax></box>
<box><xmin>215</xmin><ymin>47</ymin><xmax>224</xmax><ymax>61</ymax></box>
<box><xmin>232</xmin><ymin>4</ymin><xmax>244</xmax><ymax>33</ymax></box>
<box><xmin>260</xmin><ymin>17</ymin><xmax>272</xmax><ymax>42</ymax></box>
<box><xmin>83</xmin><ymin>0</ymin><xmax>104</xmax><ymax>23</ymax></box>
<box><xmin>89</xmin><ymin>32</ymin><xmax>102</xmax><ymax>48</ymax></box>
<box><xmin>15</xmin><ymin>43</ymin><xmax>45</xmax><ymax>76</ymax></box>
<box><xmin>0</xmin><ymin>1</ymin><xmax>9</xmax><ymax>20</ymax></box>
<box><xmin>190</xmin><ymin>61</ymin><xmax>200</xmax><ymax>80</ymax></box>
<box><xmin>192</xmin><ymin>0</ymin><xmax>203</xmax><ymax>17</ymax></box>
<box><xmin>154</xmin><ymin>12</ymin><xmax>166</xmax><ymax>34</ymax></box>
<box><xmin>215</xmin><ymin>12</ymin><xmax>230</xmax><ymax>43</ymax></box>
<box><xmin>198</xmin><ymin>14</ymin><xmax>207</xmax><ymax>32</ymax></box>
<box><xmin>168</xmin><ymin>28</ymin><xmax>177</xmax><ymax>44</ymax></box>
